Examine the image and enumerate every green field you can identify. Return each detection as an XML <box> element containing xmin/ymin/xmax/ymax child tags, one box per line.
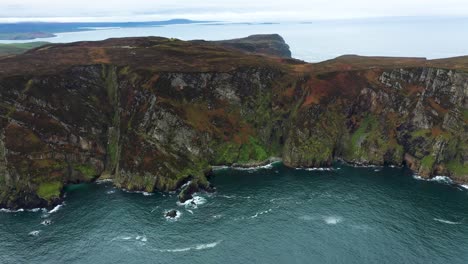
<box><xmin>0</xmin><ymin>42</ymin><xmax>49</xmax><ymax>57</ymax></box>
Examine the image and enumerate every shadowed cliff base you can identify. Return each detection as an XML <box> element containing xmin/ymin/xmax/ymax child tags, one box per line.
<box><xmin>0</xmin><ymin>34</ymin><xmax>466</xmax><ymax>209</ymax></box>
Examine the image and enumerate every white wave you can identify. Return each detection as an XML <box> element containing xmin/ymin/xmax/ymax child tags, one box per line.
<box><xmin>413</xmin><ymin>174</ymin><xmax>454</xmax><ymax>184</ymax></box>
<box><xmin>431</xmin><ymin>176</ymin><xmax>453</xmax><ymax>184</ymax></box>
<box><xmin>0</xmin><ymin>208</ymin><xmax>24</xmax><ymax>213</ymax></box>
<box><xmin>212</xmin><ymin>166</ymin><xmax>230</xmax><ymax>171</ymax></box>
<box><xmin>179</xmin><ymin>181</ymin><xmax>192</xmax><ymax>190</ymax></box>
<box><xmin>122</xmin><ymin>189</ymin><xmax>154</xmax><ymax>196</ymax></box>
<box><xmin>48</xmin><ymin>204</ymin><xmax>64</xmax><ymax>214</ymax></box>
<box><xmin>304</xmin><ymin>167</ymin><xmax>334</xmax><ymax>171</ymax></box>
<box><xmin>41</xmin><ymin>220</ymin><xmax>52</xmax><ymax>226</ymax></box>
<box><xmin>164</xmin><ymin>210</ymin><xmax>182</xmax><ymax>221</ymax></box>
<box><xmin>233</xmin><ymin>160</ymin><xmax>282</xmax><ymax>171</ymax></box>
<box><xmin>28</xmin><ymin>230</ymin><xmax>40</xmax><ymax>236</ymax></box>
<box><xmin>212</xmin><ymin>214</ymin><xmax>223</xmax><ymax>219</ymax></box>
<box><xmin>177</xmin><ymin>196</ymin><xmax>207</xmax><ymax>209</ymax></box>
<box><xmin>136</xmin><ymin>235</ymin><xmax>147</xmax><ymax>242</ymax></box>
<box><xmin>232</xmin><ymin>163</ymin><xmax>274</xmax><ymax>171</ymax></box>
<box><xmin>250</xmin><ymin>209</ymin><xmax>272</xmax><ymax>219</ymax></box>
<box><xmin>219</xmin><ymin>194</ymin><xmax>251</xmax><ymax>199</ymax></box>
<box><xmin>433</xmin><ymin>218</ymin><xmax>462</xmax><ymax>225</ymax></box>
<box><xmin>461</xmin><ymin>185</ymin><xmax>468</xmax><ymax>190</ymax></box>
<box><xmin>186</xmin><ymin>209</ymin><xmax>194</xmax><ymax>214</ymax></box>
<box><xmin>96</xmin><ymin>179</ymin><xmax>113</xmax><ymax>184</ymax></box>
<box><xmin>0</xmin><ymin>207</ymin><xmax>45</xmax><ymax>213</ymax></box>
<box><xmin>159</xmin><ymin>241</ymin><xmax>222</xmax><ymax>253</ymax></box>
<box><xmin>106</xmin><ymin>190</ymin><xmax>116</xmax><ymax>194</ymax></box>
<box><xmin>323</xmin><ymin>216</ymin><xmax>343</xmax><ymax>225</ymax></box>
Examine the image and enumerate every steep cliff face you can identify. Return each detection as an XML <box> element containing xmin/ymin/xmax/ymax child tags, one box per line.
<box><xmin>283</xmin><ymin>68</ymin><xmax>468</xmax><ymax>183</ymax></box>
<box><xmin>0</xmin><ymin>36</ymin><xmax>466</xmax><ymax>209</ymax></box>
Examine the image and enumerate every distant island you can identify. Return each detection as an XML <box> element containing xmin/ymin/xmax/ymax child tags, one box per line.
<box><xmin>0</xmin><ymin>19</ymin><xmax>207</xmax><ymax>40</ymax></box>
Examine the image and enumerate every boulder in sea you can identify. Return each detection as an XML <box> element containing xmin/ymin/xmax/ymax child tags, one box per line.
<box><xmin>165</xmin><ymin>210</ymin><xmax>178</xmax><ymax>219</ymax></box>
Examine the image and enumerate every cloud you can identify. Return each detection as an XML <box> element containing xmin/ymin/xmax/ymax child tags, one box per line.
<box><xmin>1</xmin><ymin>0</ymin><xmax>468</xmax><ymax>22</ymax></box>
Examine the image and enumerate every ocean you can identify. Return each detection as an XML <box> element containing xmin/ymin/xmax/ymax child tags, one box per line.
<box><xmin>1</xmin><ymin>164</ymin><xmax>468</xmax><ymax>263</ymax></box>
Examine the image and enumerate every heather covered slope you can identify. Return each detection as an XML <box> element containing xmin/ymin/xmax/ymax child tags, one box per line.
<box><xmin>0</xmin><ymin>35</ymin><xmax>466</xmax><ymax>209</ymax></box>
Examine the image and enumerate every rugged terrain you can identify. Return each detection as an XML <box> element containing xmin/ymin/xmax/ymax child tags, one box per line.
<box><xmin>0</xmin><ymin>35</ymin><xmax>466</xmax><ymax>209</ymax></box>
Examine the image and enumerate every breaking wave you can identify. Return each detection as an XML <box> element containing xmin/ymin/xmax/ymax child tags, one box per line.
<box><xmin>323</xmin><ymin>216</ymin><xmax>343</xmax><ymax>225</ymax></box>
<box><xmin>158</xmin><ymin>241</ymin><xmax>222</xmax><ymax>253</ymax></box>
<box><xmin>177</xmin><ymin>196</ymin><xmax>207</xmax><ymax>209</ymax></box>
<box><xmin>433</xmin><ymin>218</ymin><xmax>462</xmax><ymax>225</ymax></box>
<box><xmin>48</xmin><ymin>204</ymin><xmax>64</xmax><ymax>214</ymax></box>
<box><xmin>28</xmin><ymin>230</ymin><xmax>40</xmax><ymax>236</ymax></box>
<box><xmin>296</xmin><ymin>167</ymin><xmax>334</xmax><ymax>171</ymax></box>
<box><xmin>250</xmin><ymin>209</ymin><xmax>272</xmax><ymax>219</ymax></box>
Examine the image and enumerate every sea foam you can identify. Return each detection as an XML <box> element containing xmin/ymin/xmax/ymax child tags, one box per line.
<box><xmin>323</xmin><ymin>216</ymin><xmax>343</xmax><ymax>225</ymax></box>
<box><xmin>177</xmin><ymin>196</ymin><xmax>207</xmax><ymax>209</ymax></box>
<box><xmin>28</xmin><ymin>230</ymin><xmax>40</xmax><ymax>236</ymax></box>
<box><xmin>433</xmin><ymin>218</ymin><xmax>462</xmax><ymax>225</ymax></box>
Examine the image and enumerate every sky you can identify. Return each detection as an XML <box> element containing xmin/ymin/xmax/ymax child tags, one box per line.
<box><xmin>1</xmin><ymin>0</ymin><xmax>468</xmax><ymax>22</ymax></box>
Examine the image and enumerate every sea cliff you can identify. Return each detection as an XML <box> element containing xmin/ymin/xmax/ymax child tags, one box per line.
<box><xmin>0</xmin><ymin>35</ymin><xmax>466</xmax><ymax>209</ymax></box>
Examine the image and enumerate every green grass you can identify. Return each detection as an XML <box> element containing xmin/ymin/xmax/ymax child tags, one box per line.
<box><xmin>447</xmin><ymin>161</ymin><xmax>468</xmax><ymax>177</ymax></box>
<box><xmin>0</xmin><ymin>42</ymin><xmax>49</xmax><ymax>56</ymax></box>
<box><xmin>74</xmin><ymin>164</ymin><xmax>98</xmax><ymax>179</ymax></box>
<box><xmin>462</xmin><ymin>109</ymin><xmax>468</xmax><ymax>122</ymax></box>
<box><xmin>37</xmin><ymin>181</ymin><xmax>62</xmax><ymax>200</ymax></box>
<box><xmin>421</xmin><ymin>155</ymin><xmax>436</xmax><ymax>170</ymax></box>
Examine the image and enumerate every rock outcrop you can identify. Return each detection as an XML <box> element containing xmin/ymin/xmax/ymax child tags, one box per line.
<box><xmin>0</xmin><ymin>36</ymin><xmax>466</xmax><ymax>209</ymax></box>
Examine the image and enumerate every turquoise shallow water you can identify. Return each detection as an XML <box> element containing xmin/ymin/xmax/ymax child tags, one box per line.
<box><xmin>1</xmin><ymin>164</ymin><xmax>468</xmax><ymax>264</ymax></box>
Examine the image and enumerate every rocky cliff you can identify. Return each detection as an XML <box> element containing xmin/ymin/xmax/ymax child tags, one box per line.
<box><xmin>0</xmin><ymin>36</ymin><xmax>466</xmax><ymax>209</ymax></box>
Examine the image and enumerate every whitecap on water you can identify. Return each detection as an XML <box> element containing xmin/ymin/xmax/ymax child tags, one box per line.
<box><xmin>177</xmin><ymin>196</ymin><xmax>207</xmax><ymax>209</ymax></box>
<box><xmin>122</xmin><ymin>189</ymin><xmax>154</xmax><ymax>196</ymax></box>
<box><xmin>413</xmin><ymin>174</ymin><xmax>453</xmax><ymax>184</ymax></box>
<box><xmin>250</xmin><ymin>209</ymin><xmax>272</xmax><ymax>219</ymax></box>
<box><xmin>47</xmin><ymin>204</ymin><xmax>64</xmax><ymax>214</ymax></box>
<box><xmin>158</xmin><ymin>241</ymin><xmax>222</xmax><ymax>253</ymax></box>
<box><xmin>323</xmin><ymin>216</ymin><xmax>343</xmax><ymax>225</ymax></box>
<box><xmin>106</xmin><ymin>190</ymin><xmax>116</xmax><ymax>194</ymax></box>
<box><xmin>0</xmin><ymin>208</ymin><xmax>24</xmax><ymax>213</ymax></box>
<box><xmin>136</xmin><ymin>235</ymin><xmax>148</xmax><ymax>242</ymax></box>
<box><xmin>462</xmin><ymin>185</ymin><xmax>468</xmax><ymax>190</ymax></box>
<box><xmin>296</xmin><ymin>167</ymin><xmax>333</xmax><ymax>171</ymax></box>
<box><xmin>28</xmin><ymin>230</ymin><xmax>40</xmax><ymax>237</ymax></box>
<box><xmin>433</xmin><ymin>218</ymin><xmax>462</xmax><ymax>225</ymax></box>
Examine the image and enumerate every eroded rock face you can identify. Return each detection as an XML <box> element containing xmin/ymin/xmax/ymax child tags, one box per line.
<box><xmin>0</xmin><ymin>36</ymin><xmax>467</xmax><ymax>209</ymax></box>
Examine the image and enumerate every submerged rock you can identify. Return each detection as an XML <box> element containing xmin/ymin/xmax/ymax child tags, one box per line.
<box><xmin>165</xmin><ymin>210</ymin><xmax>178</xmax><ymax>219</ymax></box>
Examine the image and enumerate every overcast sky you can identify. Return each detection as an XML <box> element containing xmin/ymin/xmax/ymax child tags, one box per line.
<box><xmin>1</xmin><ymin>0</ymin><xmax>468</xmax><ymax>22</ymax></box>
